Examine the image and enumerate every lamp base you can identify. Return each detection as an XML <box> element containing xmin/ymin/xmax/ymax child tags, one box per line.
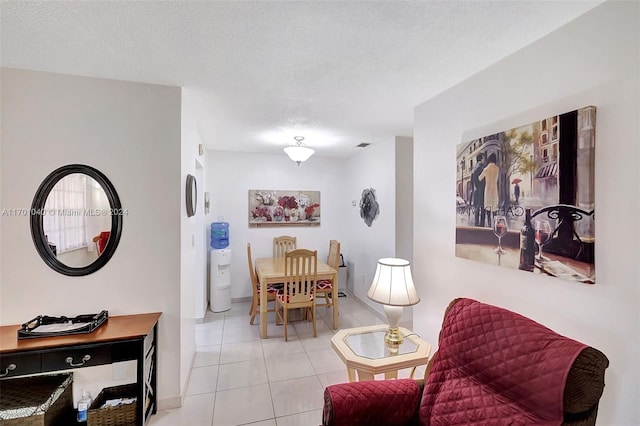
<box><xmin>384</xmin><ymin>326</ymin><xmax>403</xmax><ymax>347</ymax></box>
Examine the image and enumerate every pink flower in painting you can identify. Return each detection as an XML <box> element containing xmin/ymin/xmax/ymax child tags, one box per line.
<box><xmin>305</xmin><ymin>203</ymin><xmax>320</xmax><ymax>217</ymax></box>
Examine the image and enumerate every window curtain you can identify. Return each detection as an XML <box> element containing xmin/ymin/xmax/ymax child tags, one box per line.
<box><xmin>43</xmin><ymin>174</ymin><xmax>88</xmax><ymax>254</ymax></box>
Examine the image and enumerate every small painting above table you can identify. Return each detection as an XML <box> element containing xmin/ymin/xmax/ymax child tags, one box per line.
<box><xmin>249</xmin><ymin>190</ymin><xmax>320</xmax><ymax>227</ymax></box>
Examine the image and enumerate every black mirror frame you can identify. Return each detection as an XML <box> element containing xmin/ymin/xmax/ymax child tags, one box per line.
<box><xmin>186</xmin><ymin>174</ymin><xmax>197</xmax><ymax>217</ymax></box>
<box><xmin>30</xmin><ymin>164</ymin><xmax>123</xmax><ymax>276</ymax></box>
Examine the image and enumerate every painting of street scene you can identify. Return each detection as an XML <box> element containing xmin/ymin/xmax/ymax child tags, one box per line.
<box><xmin>455</xmin><ymin>106</ymin><xmax>596</xmax><ymax>284</ymax></box>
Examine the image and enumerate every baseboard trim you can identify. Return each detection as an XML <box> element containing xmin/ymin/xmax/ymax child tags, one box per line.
<box><xmin>157</xmin><ymin>348</ymin><xmax>196</xmax><ymax>411</ymax></box>
<box><xmin>158</xmin><ymin>395</ymin><xmax>182</xmax><ymax>411</ymax></box>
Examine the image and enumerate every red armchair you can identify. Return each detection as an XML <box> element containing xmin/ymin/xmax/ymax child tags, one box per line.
<box><xmin>323</xmin><ymin>298</ymin><xmax>609</xmax><ymax>426</ymax></box>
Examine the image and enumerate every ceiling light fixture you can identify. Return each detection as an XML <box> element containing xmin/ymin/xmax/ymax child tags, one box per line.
<box><xmin>284</xmin><ymin>136</ymin><xmax>315</xmax><ymax>166</ymax></box>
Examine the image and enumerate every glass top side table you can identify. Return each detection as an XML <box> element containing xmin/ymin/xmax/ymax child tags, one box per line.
<box><xmin>344</xmin><ymin>330</ymin><xmax>419</xmax><ymax>359</ymax></box>
<box><xmin>331</xmin><ymin>324</ymin><xmax>431</xmax><ymax>382</ymax></box>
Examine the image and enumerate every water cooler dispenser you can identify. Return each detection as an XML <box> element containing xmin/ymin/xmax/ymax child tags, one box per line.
<box><xmin>210</xmin><ymin>221</ymin><xmax>231</xmax><ymax>312</ymax></box>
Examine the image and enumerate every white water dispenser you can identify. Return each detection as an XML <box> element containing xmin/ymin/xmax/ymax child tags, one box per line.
<box><xmin>210</xmin><ymin>248</ymin><xmax>232</xmax><ymax>312</ymax></box>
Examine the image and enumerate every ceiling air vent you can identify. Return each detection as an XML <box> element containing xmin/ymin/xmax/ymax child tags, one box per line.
<box><xmin>356</xmin><ymin>143</ymin><xmax>370</xmax><ymax>148</ymax></box>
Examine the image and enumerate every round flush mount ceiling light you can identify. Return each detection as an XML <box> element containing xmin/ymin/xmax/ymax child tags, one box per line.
<box><xmin>284</xmin><ymin>136</ymin><xmax>315</xmax><ymax>166</ymax></box>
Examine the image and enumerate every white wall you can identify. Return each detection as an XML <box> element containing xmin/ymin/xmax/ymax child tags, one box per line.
<box><xmin>395</xmin><ymin>136</ymin><xmax>414</xmax><ymax>262</ymax></box>
<box><xmin>206</xmin><ymin>151</ymin><xmax>346</xmax><ymax>301</ymax></box>
<box><xmin>178</xmin><ymin>90</ymin><xmax>206</xmax><ymax>402</ymax></box>
<box><xmin>342</xmin><ymin>139</ymin><xmax>402</xmax><ymax>317</ymax></box>
<box><xmin>0</xmin><ymin>68</ymin><xmax>183</xmax><ymax>407</ymax></box>
<box><xmin>413</xmin><ymin>1</ymin><xmax>639</xmax><ymax>423</ymax></box>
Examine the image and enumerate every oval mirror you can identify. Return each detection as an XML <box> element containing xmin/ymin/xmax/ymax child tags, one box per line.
<box><xmin>186</xmin><ymin>174</ymin><xmax>197</xmax><ymax>217</ymax></box>
<box><xmin>30</xmin><ymin>164</ymin><xmax>123</xmax><ymax>276</ymax></box>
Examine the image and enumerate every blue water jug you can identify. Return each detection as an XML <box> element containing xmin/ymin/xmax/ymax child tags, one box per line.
<box><xmin>210</xmin><ymin>222</ymin><xmax>229</xmax><ymax>249</ymax></box>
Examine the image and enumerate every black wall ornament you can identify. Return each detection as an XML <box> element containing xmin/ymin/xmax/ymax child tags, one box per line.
<box><xmin>30</xmin><ymin>164</ymin><xmax>123</xmax><ymax>276</ymax></box>
<box><xmin>186</xmin><ymin>174</ymin><xmax>197</xmax><ymax>217</ymax></box>
<box><xmin>359</xmin><ymin>188</ymin><xmax>380</xmax><ymax>227</ymax></box>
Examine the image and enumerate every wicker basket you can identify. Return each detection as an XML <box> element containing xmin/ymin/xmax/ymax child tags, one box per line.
<box><xmin>0</xmin><ymin>373</ymin><xmax>73</xmax><ymax>426</ymax></box>
<box><xmin>87</xmin><ymin>384</ymin><xmax>137</xmax><ymax>426</ymax></box>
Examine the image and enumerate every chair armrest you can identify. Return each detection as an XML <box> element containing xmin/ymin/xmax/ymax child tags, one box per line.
<box><xmin>322</xmin><ymin>379</ymin><xmax>422</xmax><ymax>426</ymax></box>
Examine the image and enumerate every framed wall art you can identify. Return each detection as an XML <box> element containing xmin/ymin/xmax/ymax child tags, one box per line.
<box><xmin>249</xmin><ymin>190</ymin><xmax>320</xmax><ymax>227</ymax></box>
<box><xmin>455</xmin><ymin>106</ymin><xmax>595</xmax><ymax>284</ymax></box>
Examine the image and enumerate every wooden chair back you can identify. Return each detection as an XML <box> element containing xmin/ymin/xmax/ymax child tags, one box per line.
<box><xmin>247</xmin><ymin>243</ymin><xmax>259</xmax><ymax>299</ymax></box>
<box><xmin>327</xmin><ymin>239</ymin><xmax>341</xmax><ymax>269</ymax></box>
<box><xmin>283</xmin><ymin>249</ymin><xmax>317</xmax><ymax>304</ymax></box>
<box><xmin>273</xmin><ymin>235</ymin><xmax>297</xmax><ymax>257</ymax></box>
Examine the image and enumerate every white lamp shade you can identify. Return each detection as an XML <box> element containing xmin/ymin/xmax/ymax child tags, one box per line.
<box><xmin>284</xmin><ymin>145</ymin><xmax>315</xmax><ymax>163</ymax></box>
<box><xmin>367</xmin><ymin>258</ymin><xmax>420</xmax><ymax>306</ymax></box>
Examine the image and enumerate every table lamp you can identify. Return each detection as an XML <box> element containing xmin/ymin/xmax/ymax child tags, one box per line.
<box><xmin>367</xmin><ymin>258</ymin><xmax>420</xmax><ymax>347</ymax></box>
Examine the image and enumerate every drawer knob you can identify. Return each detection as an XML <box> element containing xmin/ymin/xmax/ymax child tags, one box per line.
<box><xmin>66</xmin><ymin>355</ymin><xmax>91</xmax><ymax>367</ymax></box>
<box><xmin>0</xmin><ymin>363</ymin><xmax>16</xmax><ymax>377</ymax></box>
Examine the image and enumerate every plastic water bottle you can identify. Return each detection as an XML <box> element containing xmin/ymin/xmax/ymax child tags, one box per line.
<box><xmin>210</xmin><ymin>221</ymin><xmax>229</xmax><ymax>249</ymax></box>
<box><xmin>77</xmin><ymin>389</ymin><xmax>93</xmax><ymax>423</ymax></box>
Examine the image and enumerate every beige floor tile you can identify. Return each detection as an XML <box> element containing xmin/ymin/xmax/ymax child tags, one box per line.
<box><xmin>245</xmin><ymin>420</ymin><xmax>276</xmax><ymax>426</ymax></box>
<box><xmin>196</xmin><ymin>317</ymin><xmax>224</xmax><ymax>331</ymax></box>
<box><xmin>196</xmin><ymin>328</ymin><xmax>223</xmax><ymax>347</ymax></box>
<box><xmin>212</xmin><ymin>383</ymin><xmax>274</xmax><ymax>426</ymax></box>
<box><xmin>187</xmin><ymin>365</ymin><xmax>218</xmax><ymax>396</ymax></box>
<box><xmin>225</xmin><ymin>301</ymin><xmax>253</xmax><ymax>315</ymax></box>
<box><xmin>216</xmin><ymin>359</ymin><xmax>268</xmax><ymax>391</ymax></box>
<box><xmin>331</xmin><ymin>312</ymin><xmax>362</xmax><ymax>329</ymax></box>
<box><xmin>149</xmin><ymin>393</ymin><xmax>215</xmax><ymax>426</ymax></box>
<box><xmin>269</xmin><ymin>376</ymin><xmax>324</xmax><ymax>417</ymax></box>
<box><xmin>219</xmin><ymin>340</ymin><xmax>264</xmax><ymax>364</ymax></box>
<box><xmin>316</xmin><ymin>370</ymin><xmax>349</xmax><ymax>389</ymax></box>
<box><xmin>152</xmin><ymin>293</ymin><xmax>396</xmax><ymax>425</ymax></box>
<box><xmin>193</xmin><ymin>344</ymin><xmax>221</xmax><ymax>367</ymax></box>
<box><xmin>222</xmin><ymin>324</ymin><xmax>261</xmax><ymax>344</ymax></box>
<box><xmin>275</xmin><ymin>409</ymin><xmax>323</xmax><ymax>426</ymax></box>
<box><xmin>222</xmin><ymin>314</ymin><xmax>253</xmax><ymax>329</ymax></box>
<box><xmin>293</xmin><ymin>316</ymin><xmax>333</xmax><ymax>337</ymax></box>
<box><xmin>306</xmin><ymin>348</ymin><xmax>346</xmax><ymax>375</ymax></box>
<box><xmin>264</xmin><ymin>352</ymin><xmax>315</xmax><ymax>382</ymax></box>
<box><xmin>351</xmin><ymin>309</ymin><xmax>384</xmax><ymax>326</ymax></box>
<box><xmin>261</xmin><ymin>338</ymin><xmax>305</xmax><ymax>358</ymax></box>
<box><xmin>299</xmin><ymin>332</ymin><xmax>334</xmax><ymax>353</ymax></box>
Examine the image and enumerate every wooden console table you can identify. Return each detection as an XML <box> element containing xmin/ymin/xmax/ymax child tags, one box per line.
<box><xmin>0</xmin><ymin>312</ymin><xmax>161</xmax><ymax>426</ymax></box>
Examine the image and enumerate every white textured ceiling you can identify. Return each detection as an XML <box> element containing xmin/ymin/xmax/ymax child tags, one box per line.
<box><xmin>1</xmin><ymin>1</ymin><xmax>602</xmax><ymax>158</ymax></box>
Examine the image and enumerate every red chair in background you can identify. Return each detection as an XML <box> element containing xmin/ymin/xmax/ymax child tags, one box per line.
<box><xmin>93</xmin><ymin>231</ymin><xmax>110</xmax><ymax>255</ymax></box>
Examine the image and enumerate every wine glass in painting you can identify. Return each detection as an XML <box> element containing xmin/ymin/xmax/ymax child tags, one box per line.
<box><xmin>493</xmin><ymin>215</ymin><xmax>508</xmax><ymax>255</ymax></box>
<box><xmin>535</xmin><ymin>220</ymin><xmax>552</xmax><ymax>260</ymax></box>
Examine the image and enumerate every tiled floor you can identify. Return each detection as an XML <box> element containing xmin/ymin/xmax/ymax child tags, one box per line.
<box><xmin>149</xmin><ymin>293</ymin><xmax>421</xmax><ymax>426</ymax></box>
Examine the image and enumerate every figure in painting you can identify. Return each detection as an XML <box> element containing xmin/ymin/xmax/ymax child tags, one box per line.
<box><xmin>514</xmin><ymin>182</ymin><xmax>521</xmax><ymax>204</ymax></box>
<box><xmin>479</xmin><ymin>153</ymin><xmax>500</xmax><ymax>227</ymax></box>
<box><xmin>470</xmin><ymin>153</ymin><xmax>487</xmax><ymax>227</ymax></box>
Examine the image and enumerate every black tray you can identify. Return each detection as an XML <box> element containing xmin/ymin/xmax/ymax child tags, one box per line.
<box><xmin>17</xmin><ymin>310</ymin><xmax>108</xmax><ymax>339</ymax></box>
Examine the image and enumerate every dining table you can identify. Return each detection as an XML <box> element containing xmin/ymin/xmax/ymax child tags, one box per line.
<box><xmin>255</xmin><ymin>256</ymin><xmax>339</xmax><ymax>338</ymax></box>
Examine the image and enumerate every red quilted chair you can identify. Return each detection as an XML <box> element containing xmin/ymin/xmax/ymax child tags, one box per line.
<box><xmin>93</xmin><ymin>231</ymin><xmax>110</xmax><ymax>255</ymax></box>
<box><xmin>323</xmin><ymin>298</ymin><xmax>609</xmax><ymax>426</ymax></box>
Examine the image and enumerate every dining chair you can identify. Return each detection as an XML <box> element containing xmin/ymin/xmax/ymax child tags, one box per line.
<box><xmin>247</xmin><ymin>243</ymin><xmax>279</xmax><ymax>325</ymax></box>
<box><xmin>275</xmin><ymin>248</ymin><xmax>318</xmax><ymax>341</ymax></box>
<box><xmin>273</xmin><ymin>235</ymin><xmax>297</xmax><ymax>257</ymax></box>
<box><xmin>316</xmin><ymin>239</ymin><xmax>340</xmax><ymax>308</ymax></box>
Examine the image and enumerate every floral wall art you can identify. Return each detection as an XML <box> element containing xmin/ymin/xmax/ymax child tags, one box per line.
<box><xmin>249</xmin><ymin>190</ymin><xmax>321</xmax><ymax>227</ymax></box>
<box><xmin>455</xmin><ymin>106</ymin><xmax>596</xmax><ymax>284</ymax></box>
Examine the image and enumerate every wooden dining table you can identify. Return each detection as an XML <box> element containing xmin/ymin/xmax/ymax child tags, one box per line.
<box><xmin>255</xmin><ymin>257</ymin><xmax>339</xmax><ymax>338</ymax></box>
